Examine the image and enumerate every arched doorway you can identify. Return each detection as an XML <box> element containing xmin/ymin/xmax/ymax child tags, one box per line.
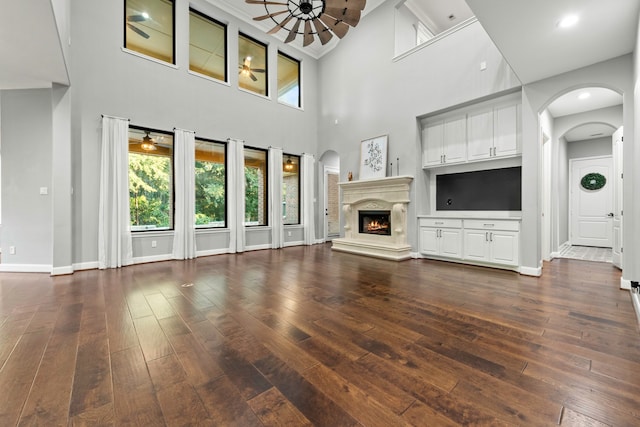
<box><xmin>540</xmin><ymin>87</ymin><xmax>623</xmax><ymax>267</ymax></box>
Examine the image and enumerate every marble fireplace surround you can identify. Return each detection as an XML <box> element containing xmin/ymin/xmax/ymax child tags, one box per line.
<box><xmin>332</xmin><ymin>176</ymin><xmax>413</xmax><ymax>261</ymax></box>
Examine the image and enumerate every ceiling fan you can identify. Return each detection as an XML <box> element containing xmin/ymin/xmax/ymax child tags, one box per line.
<box><xmin>140</xmin><ymin>131</ymin><xmax>157</xmax><ymax>151</ymax></box>
<box><xmin>245</xmin><ymin>0</ymin><xmax>366</xmax><ymax>47</ymax></box>
<box><xmin>239</xmin><ymin>57</ymin><xmax>266</xmax><ymax>82</ymax></box>
<box><xmin>127</xmin><ymin>12</ymin><xmax>151</xmax><ymax>39</ymax></box>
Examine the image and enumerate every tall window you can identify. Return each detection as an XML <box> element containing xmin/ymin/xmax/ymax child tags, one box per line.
<box><xmin>124</xmin><ymin>0</ymin><xmax>175</xmax><ymax>63</ymax></box>
<box><xmin>189</xmin><ymin>8</ymin><xmax>227</xmax><ymax>81</ymax></box>
<box><xmin>283</xmin><ymin>154</ymin><xmax>300</xmax><ymax>225</ymax></box>
<box><xmin>244</xmin><ymin>147</ymin><xmax>268</xmax><ymax>226</ymax></box>
<box><xmin>277</xmin><ymin>52</ymin><xmax>300</xmax><ymax>108</ymax></box>
<box><xmin>238</xmin><ymin>33</ymin><xmax>268</xmax><ymax>96</ymax></box>
<box><xmin>128</xmin><ymin>127</ymin><xmax>174</xmax><ymax>230</ymax></box>
<box><xmin>195</xmin><ymin>139</ymin><xmax>226</xmax><ymax>228</ymax></box>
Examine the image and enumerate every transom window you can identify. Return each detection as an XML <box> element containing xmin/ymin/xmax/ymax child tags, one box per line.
<box><xmin>189</xmin><ymin>9</ymin><xmax>227</xmax><ymax>81</ymax></box>
<box><xmin>128</xmin><ymin>126</ymin><xmax>174</xmax><ymax>231</ymax></box>
<box><xmin>277</xmin><ymin>51</ymin><xmax>301</xmax><ymax>108</ymax></box>
<box><xmin>283</xmin><ymin>154</ymin><xmax>300</xmax><ymax>225</ymax></box>
<box><xmin>244</xmin><ymin>147</ymin><xmax>268</xmax><ymax>226</ymax></box>
<box><xmin>125</xmin><ymin>0</ymin><xmax>175</xmax><ymax>63</ymax></box>
<box><xmin>238</xmin><ymin>33</ymin><xmax>268</xmax><ymax>96</ymax></box>
<box><xmin>195</xmin><ymin>139</ymin><xmax>226</xmax><ymax>228</ymax></box>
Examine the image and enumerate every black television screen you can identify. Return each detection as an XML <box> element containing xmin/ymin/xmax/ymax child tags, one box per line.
<box><xmin>436</xmin><ymin>167</ymin><xmax>522</xmax><ymax>211</ymax></box>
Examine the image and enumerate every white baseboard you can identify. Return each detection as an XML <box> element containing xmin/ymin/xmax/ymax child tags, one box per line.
<box><xmin>0</xmin><ymin>264</ymin><xmax>52</xmax><ymax>273</ymax></box>
<box><xmin>73</xmin><ymin>261</ymin><xmax>99</xmax><ymax>271</ymax></box>
<box><xmin>631</xmin><ymin>288</ymin><xmax>640</xmax><ymax>326</ymax></box>
<box><xmin>410</xmin><ymin>252</ymin><xmax>423</xmax><ymax>259</ymax></box>
<box><xmin>283</xmin><ymin>241</ymin><xmax>304</xmax><ymax>247</ymax></box>
<box><xmin>315</xmin><ymin>238</ymin><xmax>326</xmax><ymax>244</ymax></box>
<box><xmin>196</xmin><ymin>248</ymin><xmax>231</xmax><ymax>257</ymax></box>
<box><xmin>51</xmin><ymin>265</ymin><xmax>74</xmax><ymax>276</ymax></box>
<box><xmin>620</xmin><ymin>277</ymin><xmax>631</xmax><ymax>290</ymax></box>
<box><xmin>133</xmin><ymin>254</ymin><xmax>172</xmax><ymax>265</ymax></box>
<box><xmin>245</xmin><ymin>244</ymin><xmax>271</xmax><ymax>252</ymax></box>
<box><xmin>519</xmin><ymin>265</ymin><xmax>542</xmax><ymax>277</ymax></box>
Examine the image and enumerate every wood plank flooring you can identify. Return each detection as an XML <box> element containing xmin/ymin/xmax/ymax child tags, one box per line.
<box><xmin>0</xmin><ymin>243</ymin><xmax>638</xmax><ymax>426</ymax></box>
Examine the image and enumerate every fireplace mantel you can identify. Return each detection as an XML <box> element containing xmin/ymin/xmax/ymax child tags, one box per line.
<box><xmin>332</xmin><ymin>176</ymin><xmax>413</xmax><ymax>261</ymax></box>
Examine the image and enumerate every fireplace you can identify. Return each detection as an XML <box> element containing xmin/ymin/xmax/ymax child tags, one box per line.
<box><xmin>332</xmin><ymin>175</ymin><xmax>413</xmax><ymax>261</ymax></box>
<box><xmin>359</xmin><ymin>210</ymin><xmax>391</xmax><ymax>235</ymax></box>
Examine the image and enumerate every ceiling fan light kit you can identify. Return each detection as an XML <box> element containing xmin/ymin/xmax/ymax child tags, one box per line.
<box><xmin>246</xmin><ymin>0</ymin><xmax>366</xmax><ymax>46</ymax></box>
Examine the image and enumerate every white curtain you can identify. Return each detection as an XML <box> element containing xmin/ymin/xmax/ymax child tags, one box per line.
<box><xmin>98</xmin><ymin>115</ymin><xmax>133</xmax><ymax>269</ymax></box>
<box><xmin>269</xmin><ymin>147</ymin><xmax>284</xmax><ymax>249</ymax></box>
<box><xmin>302</xmin><ymin>153</ymin><xmax>316</xmax><ymax>245</ymax></box>
<box><xmin>228</xmin><ymin>138</ymin><xmax>245</xmax><ymax>253</ymax></box>
<box><xmin>172</xmin><ymin>128</ymin><xmax>196</xmax><ymax>259</ymax></box>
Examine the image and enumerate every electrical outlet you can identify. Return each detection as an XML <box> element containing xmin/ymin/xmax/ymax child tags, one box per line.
<box><xmin>287</xmin><ymin>231</ymin><xmax>292</xmax><ymax>237</ymax></box>
<box><xmin>151</xmin><ymin>240</ymin><xmax>157</xmax><ymax>248</ymax></box>
<box><xmin>9</xmin><ymin>246</ymin><xmax>16</xmax><ymax>255</ymax></box>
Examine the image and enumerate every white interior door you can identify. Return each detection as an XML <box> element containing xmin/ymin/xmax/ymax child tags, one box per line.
<box><xmin>612</xmin><ymin>127</ymin><xmax>623</xmax><ymax>269</ymax></box>
<box><xmin>324</xmin><ymin>167</ymin><xmax>340</xmax><ymax>240</ymax></box>
<box><xmin>570</xmin><ymin>156</ymin><xmax>613</xmax><ymax>247</ymax></box>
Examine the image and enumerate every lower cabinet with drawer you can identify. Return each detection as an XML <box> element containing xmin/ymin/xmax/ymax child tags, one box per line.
<box><xmin>419</xmin><ymin>217</ymin><xmax>520</xmax><ymax>270</ymax></box>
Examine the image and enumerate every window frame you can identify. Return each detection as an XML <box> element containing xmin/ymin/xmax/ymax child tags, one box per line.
<box><xmin>238</xmin><ymin>32</ymin><xmax>269</xmax><ymax>97</ymax></box>
<box><xmin>282</xmin><ymin>153</ymin><xmax>301</xmax><ymax>225</ymax></box>
<box><xmin>128</xmin><ymin>125</ymin><xmax>175</xmax><ymax>232</ymax></box>
<box><xmin>188</xmin><ymin>7</ymin><xmax>228</xmax><ymax>83</ymax></box>
<box><xmin>194</xmin><ymin>137</ymin><xmax>227</xmax><ymax>229</ymax></box>
<box><xmin>124</xmin><ymin>0</ymin><xmax>176</xmax><ymax>65</ymax></box>
<box><xmin>243</xmin><ymin>145</ymin><xmax>269</xmax><ymax>227</ymax></box>
<box><xmin>277</xmin><ymin>50</ymin><xmax>302</xmax><ymax>109</ymax></box>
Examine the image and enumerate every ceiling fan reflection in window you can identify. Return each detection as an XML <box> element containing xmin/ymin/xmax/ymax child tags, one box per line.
<box><xmin>239</xmin><ymin>57</ymin><xmax>266</xmax><ymax>81</ymax></box>
<box><xmin>127</xmin><ymin>12</ymin><xmax>151</xmax><ymax>39</ymax></box>
<box><xmin>246</xmin><ymin>0</ymin><xmax>366</xmax><ymax>46</ymax></box>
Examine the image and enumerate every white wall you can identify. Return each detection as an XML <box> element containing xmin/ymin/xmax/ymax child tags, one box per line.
<box><xmin>0</xmin><ymin>89</ymin><xmax>53</xmax><ymax>271</ymax></box>
<box><xmin>567</xmin><ymin>136</ymin><xmax>613</xmax><ymax>159</ymax></box>
<box><xmin>316</xmin><ymin>1</ymin><xmax>520</xmax><ymax>250</ymax></box>
<box><xmin>68</xmin><ymin>0</ymin><xmax>321</xmax><ymax>265</ymax></box>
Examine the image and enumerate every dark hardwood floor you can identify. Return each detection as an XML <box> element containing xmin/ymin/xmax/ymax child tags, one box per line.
<box><xmin>0</xmin><ymin>243</ymin><xmax>639</xmax><ymax>426</ymax></box>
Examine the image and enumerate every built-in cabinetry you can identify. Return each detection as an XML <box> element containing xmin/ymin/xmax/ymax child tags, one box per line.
<box><xmin>419</xmin><ymin>217</ymin><xmax>520</xmax><ymax>270</ymax></box>
<box><xmin>421</xmin><ymin>93</ymin><xmax>521</xmax><ymax>168</ymax></box>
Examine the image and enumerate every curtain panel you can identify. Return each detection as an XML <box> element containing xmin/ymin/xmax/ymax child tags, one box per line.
<box><xmin>172</xmin><ymin>128</ymin><xmax>197</xmax><ymax>259</ymax></box>
<box><xmin>228</xmin><ymin>138</ymin><xmax>245</xmax><ymax>253</ymax></box>
<box><xmin>302</xmin><ymin>153</ymin><xmax>316</xmax><ymax>245</ymax></box>
<box><xmin>269</xmin><ymin>147</ymin><xmax>284</xmax><ymax>249</ymax></box>
<box><xmin>98</xmin><ymin>115</ymin><xmax>133</xmax><ymax>269</ymax></box>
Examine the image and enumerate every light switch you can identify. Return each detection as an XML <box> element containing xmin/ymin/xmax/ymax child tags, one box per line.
<box><xmin>40</xmin><ymin>187</ymin><xmax>48</xmax><ymax>195</ymax></box>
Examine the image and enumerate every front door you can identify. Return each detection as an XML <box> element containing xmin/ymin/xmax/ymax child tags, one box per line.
<box><xmin>570</xmin><ymin>156</ymin><xmax>613</xmax><ymax>248</ymax></box>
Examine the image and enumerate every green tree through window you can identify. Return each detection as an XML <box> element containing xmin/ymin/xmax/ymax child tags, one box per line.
<box><xmin>129</xmin><ymin>152</ymin><xmax>172</xmax><ymax>229</ymax></box>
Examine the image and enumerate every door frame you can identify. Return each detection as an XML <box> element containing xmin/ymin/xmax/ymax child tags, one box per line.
<box><xmin>324</xmin><ymin>165</ymin><xmax>340</xmax><ymax>241</ymax></box>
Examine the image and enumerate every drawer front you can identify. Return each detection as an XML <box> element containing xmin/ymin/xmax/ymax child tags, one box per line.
<box><xmin>419</xmin><ymin>218</ymin><xmax>462</xmax><ymax>228</ymax></box>
<box><xmin>463</xmin><ymin>219</ymin><xmax>519</xmax><ymax>231</ymax></box>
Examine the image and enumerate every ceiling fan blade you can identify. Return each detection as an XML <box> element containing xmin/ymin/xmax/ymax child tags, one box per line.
<box><xmin>250</xmin><ymin>68</ymin><xmax>266</xmax><ymax>73</ymax></box>
<box><xmin>285</xmin><ymin>18</ymin><xmax>303</xmax><ymax>43</ymax></box>
<box><xmin>268</xmin><ymin>14</ymin><xmax>293</xmax><ymax>34</ymax></box>
<box><xmin>128</xmin><ymin>14</ymin><xmax>148</xmax><ymax>22</ymax></box>
<box><xmin>253</xmin><ymin>10</ymin><xmax>289</xmax><ymax>21</ymax></box>
<box><xmin>250</xmin><ymin>72</ymin><xmax>258</xmax><ymax>82</ymax></box>
<box><xmin>319</xmin><ymin>14</ymin><xmax>349</xmax><ymax>39</ymax></box>
<box><xmin>323</xmin><ymin>7</ymin><xmax>361</xmax><ymax>27</ymax></box>
<box><xmin>246</xmin><ymin>0</ymin><xmax>288</xmax><ymax>5</ymax></box>
<box><xmin>303</xmin><ymin>20</ymin><xmax>314</xmax><ymax>47</ymax></box>
<box><xmin>325</xmin><ymin>0</ymin><xmax>366</xmax><ymax>11</ymax></box>
<box><xmin>313</xmin><ymin>19</ymin><xmax>333</xmax><ymax>45</ymax></box>
<box><xmin>127</xmin><ymin>23</ymin><xmax>150</xmax><ymax>39</ymax></box>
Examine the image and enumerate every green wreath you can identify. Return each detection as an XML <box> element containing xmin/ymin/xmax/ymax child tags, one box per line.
<box><xmin>580</xmin><ymin>172</ymin><xmax>606</xmax><ymax>190</ymax></box>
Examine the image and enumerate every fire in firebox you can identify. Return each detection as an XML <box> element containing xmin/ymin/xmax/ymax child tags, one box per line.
<box><xmin>359</xmin><ymin>210</ymin><xmax>391</xmax><ymax>236</ymax></box>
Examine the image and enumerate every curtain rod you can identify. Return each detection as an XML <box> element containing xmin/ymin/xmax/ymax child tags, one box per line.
<box><xmin>101</xmin><ymin>114</ymin><xmax>130</xmax><ymax>121</ymax></box>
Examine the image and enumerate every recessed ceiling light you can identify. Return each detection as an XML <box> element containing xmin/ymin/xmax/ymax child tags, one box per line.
<box><xmin>578</xmin><ymin>92</ymin><xmax>591</xmax><ymax>100</ymax></box>
<box><xmin>558</xmin><ymin>15</ymin><xmax>579</xmax><ymax>28</ymax></box>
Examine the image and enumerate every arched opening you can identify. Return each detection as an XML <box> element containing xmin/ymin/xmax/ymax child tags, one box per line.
<box><xmin>539</xmin><ymin>86</ymin><xmax>623</xmax><ymax>266</ymax></box>
<box><xmin>319</xmin><ymin>150</ymin><xmax>340</xmax><ymax>241</ymax></box>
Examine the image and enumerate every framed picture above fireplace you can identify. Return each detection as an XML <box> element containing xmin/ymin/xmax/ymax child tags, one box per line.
<box><xmin>359</xmin><ymin>135</ymin><xmax>388</xmax><ymax>179</ymax></box>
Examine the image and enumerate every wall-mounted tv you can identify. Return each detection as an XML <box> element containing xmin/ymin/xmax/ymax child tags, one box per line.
<box><xmin>436</xmin><ymin>166</ymin><xmax>522</xmax><ymax>211</ymax></box>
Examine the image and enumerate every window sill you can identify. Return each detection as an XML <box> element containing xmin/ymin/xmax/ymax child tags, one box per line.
<box><xmin>277</xmin><ymin>100</ymin><xmax>303</xmax><ymax>111</ymax></box>
<box><xmin>196</xmin><ymin>227</ymin><xmax>229</xmax><ymax>234</ymax></box>
<box><xmin>132</xmin><ymin>229</ymin><xmax>173</xmax><ymax>238</ymax></box>
<box><xmin>122</xmin><ymin>47</ymin><xmax>179</xmax><ymax>70</ymax></box>
<box><xmin>188</xmin><ymin>70</ymin><xmax>230</xmax><ymax>87</ymax></box>
<box><xmin>238</xmin><ymin>86</ymin><xmax>270</xmax><ymax>101</ymax></box>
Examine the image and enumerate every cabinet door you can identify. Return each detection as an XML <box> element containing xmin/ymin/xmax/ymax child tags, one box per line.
<box><xmin>494</xmin><ymin>104</ymin><xmax>519</xmax><ymax>157</ymax></box>
<box><xmin>463</xmin><ymin>230</ymin><xmax>489</xmax><ymax>261</ymax></box>
<box><xmin>467</xmin><ymin>109</ymin><xmax>493</xmax><ymax>161</ymax></box>
<box><xmin>440</xmin><ymin>229</ymin><xmax>462</xmax><ymax>258</ymax></box>
<box><xmin>443</xmin><ymin>116</ymin><xmax>466</xmax><ymax>164</ymax></box>
<box><xmin>422</xmin><ymin>122</ymin><xmax>444</xmax><ymax>166</ymax></box>
<box><xmin>420</xmin><ymin>227</ymin><xmax>439</xmax><ymax>255</ymax></box>
<box><xmin>489</xmin><ymin>231</ymin><xmax>519</xmax><ymax>266</ymax></box>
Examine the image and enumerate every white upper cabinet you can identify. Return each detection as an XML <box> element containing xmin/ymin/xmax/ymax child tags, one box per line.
<box><xmin>422</xmin><ymin>116</ymin><xmax>466</xmax><ymax>167</ymax></box>
<box><xmin>421</xmin><ymin>93</ymin><xmax>521</xmax><ymax>168</ymax></box>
